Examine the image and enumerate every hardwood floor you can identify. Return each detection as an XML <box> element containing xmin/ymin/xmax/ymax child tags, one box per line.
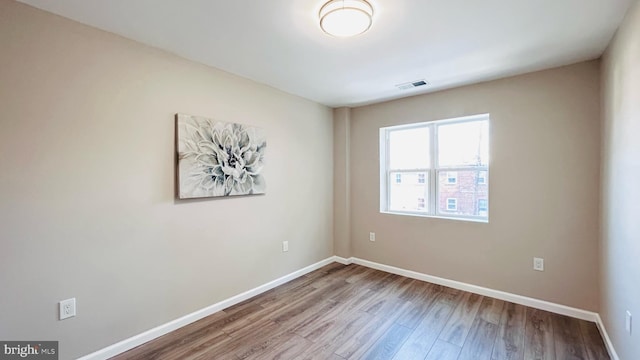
<box><xmin>112</xmin><ymin>263</ymin><xmax>610</xmax><ymax>360</ymax></box>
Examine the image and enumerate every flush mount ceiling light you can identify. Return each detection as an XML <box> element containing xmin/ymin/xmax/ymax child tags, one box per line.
<box><xmin>319</xmin><ymin>0</ymin><xmax>374</xmax><ymax>37</ymax></box>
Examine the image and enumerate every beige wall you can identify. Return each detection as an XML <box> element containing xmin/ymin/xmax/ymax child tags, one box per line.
<box><xmin>333</xmin><ymin>108</ymin><xmax>352</xmax><ymax>258</ymax></box>
<box><xmin>349</xmin><ymin>61</ymin><xmax>601</xmax><ymax>311</ymax></box>
<box><xmin>3</xmin><ymin>0</ymin><xmax>636</xmax><ymax>357</ymax></box>
<box><xmin>0</xmin><ymin>1</ymin><xmax>333</xmax><ymax>359</ymax></box>
<box><xmin>601</xmin><ymin>1</ymin><xmax>640</xmax><ymax>358</ymax></box>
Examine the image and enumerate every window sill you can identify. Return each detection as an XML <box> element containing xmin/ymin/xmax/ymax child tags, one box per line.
<box><xmin>380</xmin><ymin>211</ymin><xmax>489</xmax><ymax>223</ymax></box>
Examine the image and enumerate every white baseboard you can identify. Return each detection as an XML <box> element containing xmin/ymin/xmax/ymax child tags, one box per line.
<box><xmin>595</xmin><ymin>314</ymin><xmax>620</xmax><ymax>360</ymax></box>
<box><xmin>78</xmin><ymin>255</ymin><xmax>619</xmax><ymax>360</ymax></box>
<box><xmin>338</xmin><ymin>257</ymin><xmax>623</xmax><ymax>358</ymax></box>
<box><xmin>342</xmin><ymin>257</ymin><xmax>598</xmax><ymax>321</ymax></box>
<box><xmin>333</xmin><ymin>256</ymin><xmax>353</xmax><ymax>265</ymax></box>
<box><xmin>77</xmin><ymin>256</ymin><xmax>339</xmax><ymax>360</ymax></box>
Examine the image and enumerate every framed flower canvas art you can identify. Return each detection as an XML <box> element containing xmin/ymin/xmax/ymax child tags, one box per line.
<box><xmin>176</xmin><ymin>113</ymin><xmax>266</xmax><ymax>199</ymax></box>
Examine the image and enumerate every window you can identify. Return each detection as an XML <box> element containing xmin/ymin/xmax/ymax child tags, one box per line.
<box><xmin>446</xmin><ymin>198</ymin><xmax>457</xmax><ymax>211</ymax></box>
<box><xmin>478</xmin><ymin>199</ymin><xmax>488</xmax><ymax>212</ymax></box>
<box><xmin>446</xmin><ymin>172</ymin><xmax>458</xmax><ymax>184</ymax></box>
<box><xmin>380</xmin><ymin>114</ymin><xmax>489</xmax><ymax>221</ymax></box>
<box><xmin>477</xmin><ymin>171</ymin><xmax>487</xmax><ymax>185</ymax></box>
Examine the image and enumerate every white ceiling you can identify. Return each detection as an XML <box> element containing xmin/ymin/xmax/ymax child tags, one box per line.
<box><xmin>18</xmin><ymin>0</ymin><xmax>633</xmax><ymax>107</ymax></box>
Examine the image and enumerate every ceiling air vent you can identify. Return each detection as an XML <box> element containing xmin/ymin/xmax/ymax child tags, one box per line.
<box><xmin>396</xmin><ymin>79</ymin><xmax>430</xmax><ymax>91</ymax></box>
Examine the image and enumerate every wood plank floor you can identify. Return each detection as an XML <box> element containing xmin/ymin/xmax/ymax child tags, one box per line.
<box><xmin>111</xmin><ymin>263</ymin><xmax>610</xmax><ymax>360</ymax></box>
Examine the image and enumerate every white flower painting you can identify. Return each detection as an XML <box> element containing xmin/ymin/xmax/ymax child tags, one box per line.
<box><xmin>176</xmin><ymin>114</ymin><xmax>266</xmax><ymax>199</ymax></box>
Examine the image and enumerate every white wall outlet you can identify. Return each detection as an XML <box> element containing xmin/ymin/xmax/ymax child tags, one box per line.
<box><xmin>59</xmin><ymin>298</ymin><xmax>76</xmax><ymax>320</ymax></box>
<box><xmin>282</xmin><ymin>241</ymin><xmax>289</xmax><ymax>252</ymax></box>
<box><xmin>626</xmin><ymin>311</ymin><xmax>632</xmax><ymax>334</ymax></box>
<box><xmin>369</xmin><ymin>232</ymin><xmax>376</xmax><ymax>242</ymax></box>
<box><xmin>533</xmin><ymin>257</ymin><xmax>544</xmax><ymax>271</ymax></box>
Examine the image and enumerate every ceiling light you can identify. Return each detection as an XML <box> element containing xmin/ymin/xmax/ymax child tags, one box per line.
<box><xmin>319</xmin><ymin>0</ymin><xmax>374</xmax><ymax>37</ymax></box>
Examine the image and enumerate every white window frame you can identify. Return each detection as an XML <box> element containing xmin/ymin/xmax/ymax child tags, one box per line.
<box><xmin>379</xmin><ymin>113</ymin><xmax>489</xmax><ymax>222</ymax></box>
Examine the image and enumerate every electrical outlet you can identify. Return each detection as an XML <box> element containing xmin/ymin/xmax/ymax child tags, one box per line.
<box><xmin>533</xmin><ymin>257</ymin><xmax>544</xmax><ymax>271</ymax></box>
<box><xmin>59</xmin><ymin>298</ymin><xmax>76</xmax><ymax>320</ymax></box>
<box><xmin>369</xmin><ymin>232</ymin><xmax>375</xmax><ymax>242</ymax></box>
<box><xmin>626</xmin><ymin>311</ymin><xmax>632</xmax><ymax>334</ymax></box>
<box><xmin>282</xmin><ymin>241</ymin><xmax>289</xmax><ymax>252</ymax></box>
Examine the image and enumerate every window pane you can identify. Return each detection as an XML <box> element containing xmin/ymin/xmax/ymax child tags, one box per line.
<box><xmin>389</xmin><ymin>172</ymin><xmax>428</xmax><ymax>213</ymax></box>
<box><xmin>437</xmin><ymin>170</ymin><xmax>488</xmax><ymax>217</ymax></box>
<box><xmin>389</xmin><ymin>127</ymin><xmax>430</xmax><ymax>169</ymax></box>
<box><xmin>438</xmin><ymin>120</ymin><xmax>489</xmax><ymax>167</ymax></box>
